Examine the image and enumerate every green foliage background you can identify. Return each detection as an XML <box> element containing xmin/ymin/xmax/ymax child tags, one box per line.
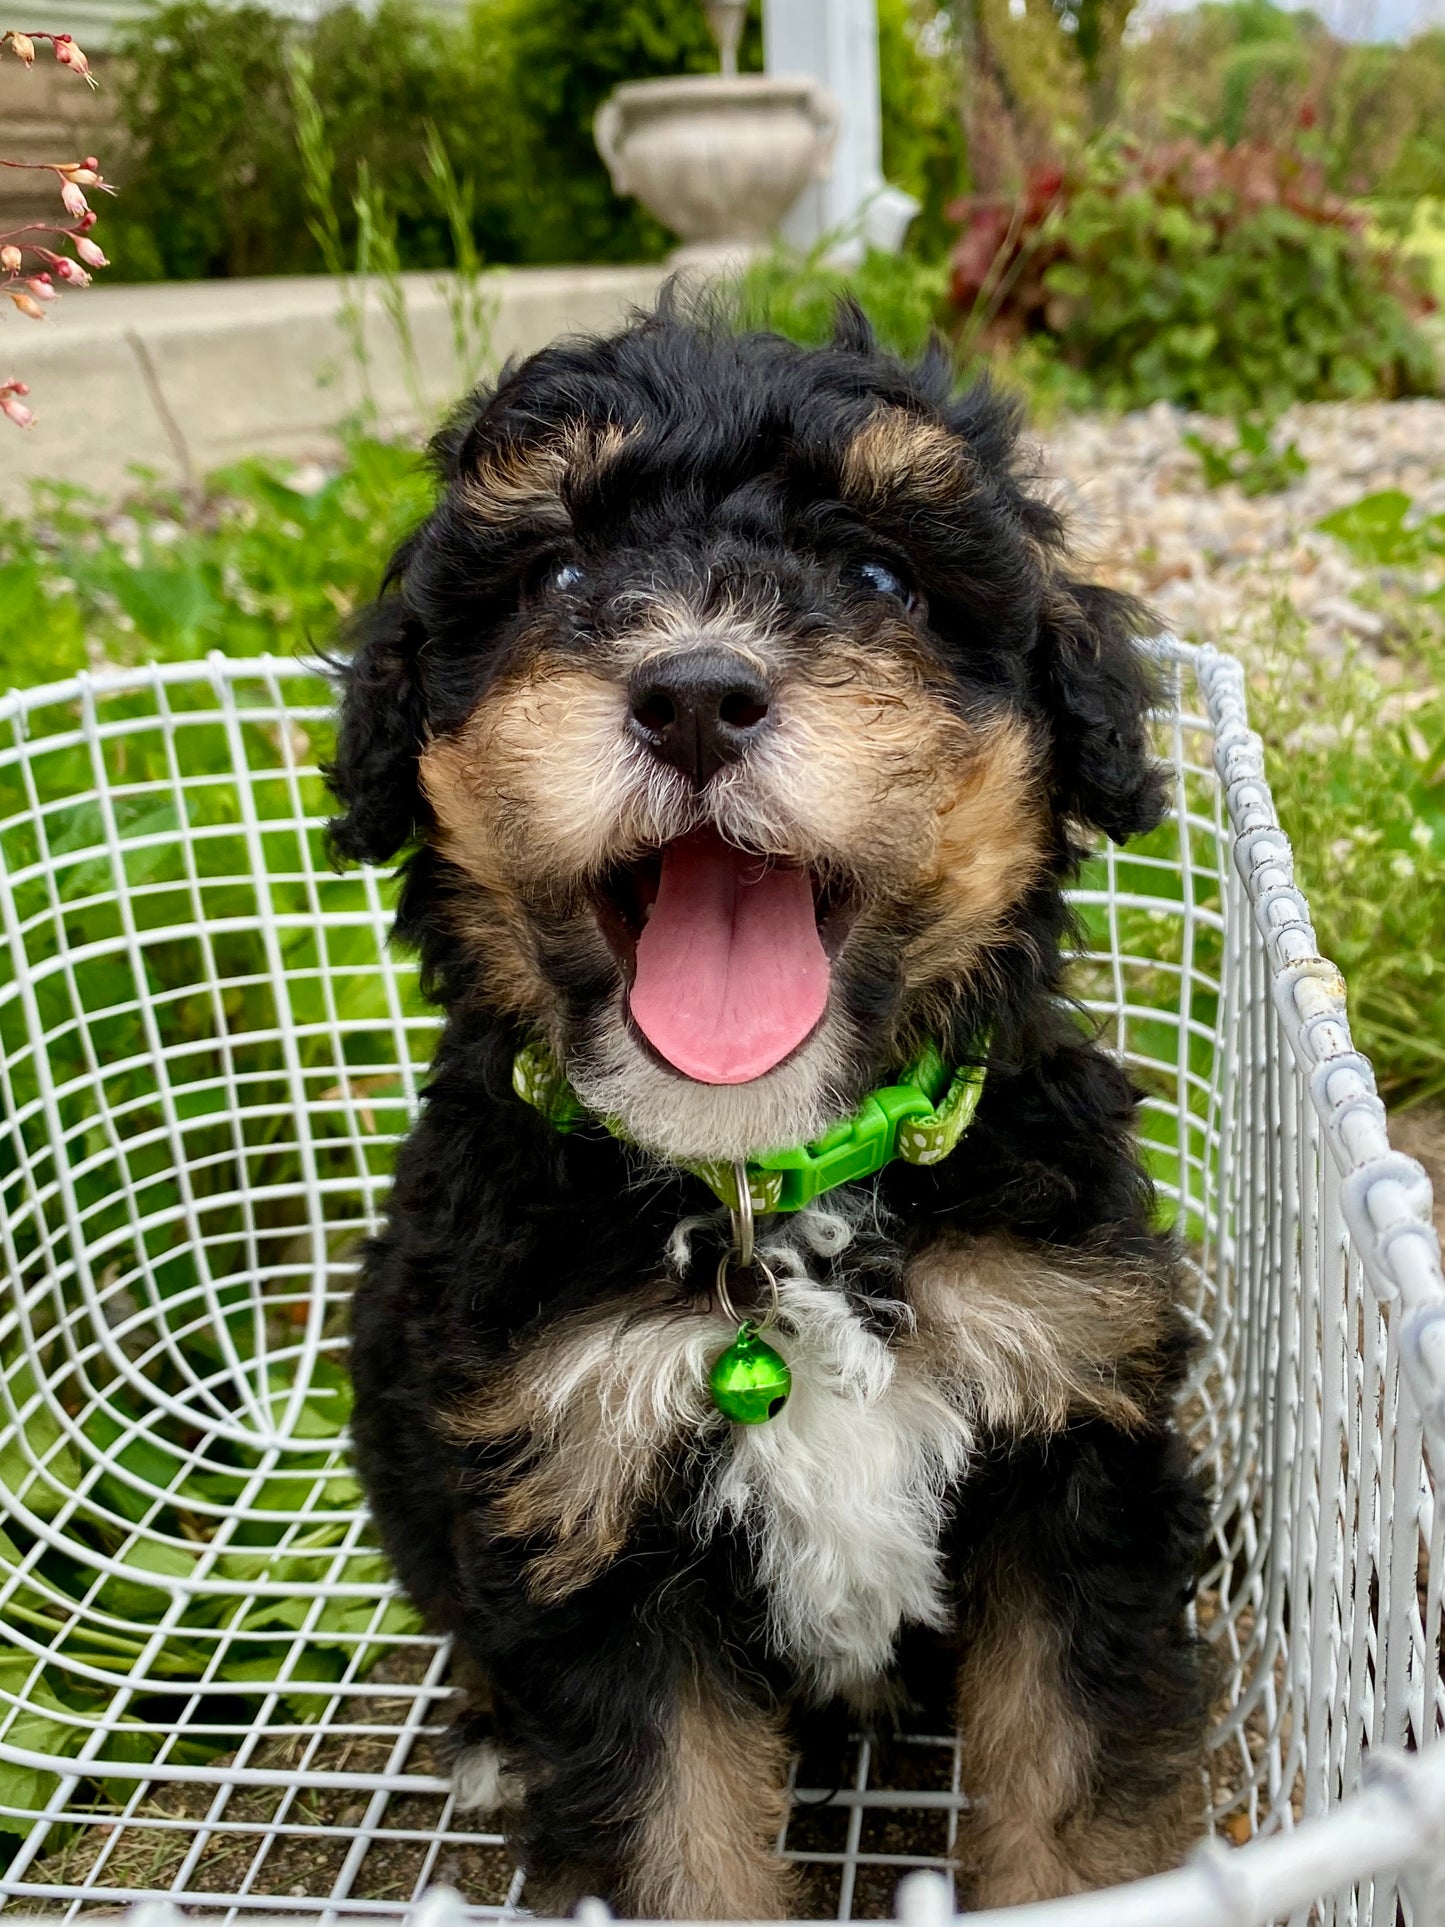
<box><xmin>110</xmin><ymin>0</ymin><xmax>768</xmax><ymax>280</ymax></box>
<box><xmin>1038</xmin><ymin>151</ymin><xmax>1437</xmax><ymax>416</ymax></box>
<box><xmin>109</xmin><ymin>0</ymin><xmax>972</xmax><ymax>283</ymax></box>
<box><xmin>1126</xmin><ymin>2</ymin><xmax>1445</xmax><ymax>223</ymax></box>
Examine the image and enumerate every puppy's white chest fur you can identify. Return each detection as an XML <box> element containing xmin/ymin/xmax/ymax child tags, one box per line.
<box><xmin>698</xmin><ymin>1266</ymin><xmax>972</xmax><ymax>1699</ymax></box>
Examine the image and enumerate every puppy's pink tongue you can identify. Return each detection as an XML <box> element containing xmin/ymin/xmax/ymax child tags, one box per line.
<box><xmin>629</xmin><ymin>828</ymin><xmax>828</xmax><ymax>1085</ymax></box>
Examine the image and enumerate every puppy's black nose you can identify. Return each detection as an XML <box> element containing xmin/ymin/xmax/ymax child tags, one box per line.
<box><xmin>628</xmin><ymin>647</ymin><xmax>772</xmax><ymax>788</ymax></box>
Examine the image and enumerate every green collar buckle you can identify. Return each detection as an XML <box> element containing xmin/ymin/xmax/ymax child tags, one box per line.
<box><xmin>512</xmin><ymin>1035</ymin><xmax>988</xmax><ymax>1216</ymax></box>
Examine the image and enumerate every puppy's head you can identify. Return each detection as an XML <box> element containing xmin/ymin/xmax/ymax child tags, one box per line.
<box><xmin>328</xmin><ymin>308</ymin><xmax>1164</xmax><ymax>1163</ymax></box>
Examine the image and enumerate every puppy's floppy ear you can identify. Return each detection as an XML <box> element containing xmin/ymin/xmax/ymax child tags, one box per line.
<box><xmin>325</xmin><ymin>581</ymin><xmax>430</xmax><ymax>867</ymax></box>
<box><xmin>1040</xmin><ymin>578</ymin><xmax>1168</xmax><ymax>845</ymax></box>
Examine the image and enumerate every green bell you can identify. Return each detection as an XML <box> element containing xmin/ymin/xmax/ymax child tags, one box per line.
<box><xmin>709</xmin><ymin>1321</ymin><xmax>792</xmax><ymax>1425</ymax></box>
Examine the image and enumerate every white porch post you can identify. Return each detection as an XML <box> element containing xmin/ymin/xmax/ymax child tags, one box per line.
<box><xmin>762</xmin><ymin>0</ymin><xmax>917</xmax><ymax>259</ymax></box>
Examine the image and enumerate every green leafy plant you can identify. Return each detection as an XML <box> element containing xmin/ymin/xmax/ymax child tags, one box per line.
<box><xmin>0</xmin><ymin>440</ymin><xmax>435</xmax><ymax>693</ymax></box>
<box><xmin>875</xmin><ymin>0</ymin><xmax>969</xmax><ymax>258</ymax></box>
<box><xmin>1182</xmin><ymin>418</ymin><xmax>1307</xmax><ymax>495</ymax></box>
<box><xmin>947</xmin><ymin>136</ymin><xmax>1439</xmax><ymax>415</ymax></box>
<box><xmin>1124</xmin><ymin>5</ymin><xmax>1445</xmax><ymax>229</ymax></box>
<box><xmin>1246</xmin><ymin>600</ymin><xmax>1445</xmax><ymax>1107</ymax></box>
<box><xmin>726</xmin><ymin>243</ymin><xmax>952</xmax><ymax>362</ymax></box>
<box><xmin>284</xmin><ymin>41</ymin><xmax>496</xmax><ymax>435</ymax></box>
<box><xmin>1316</xmin><ymin>488</ymin><xmax>1445</xmax><ymax>584</ymax></box>
<box><xmin>111</xmin><ymin>0</ymin><xmax>522</xmax><ymax>282</ymax></box>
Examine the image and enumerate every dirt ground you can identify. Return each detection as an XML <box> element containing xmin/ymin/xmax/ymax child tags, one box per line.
<box><xmin>1388</xmin><ymin>1102</ymin><xmax>1445</xmax><ymax>1242</ymax></box>
<box><xmin>19</xmin><ymin>1643</ymin><xmax>951</xmax><ymax>1920</ymax></box>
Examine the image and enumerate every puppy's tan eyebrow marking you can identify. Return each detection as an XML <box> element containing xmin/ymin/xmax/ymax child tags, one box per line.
<box><xmin>839</xmin><ymin>410</ymin><xmax>969</xmax><ymax>506</ymax></box>
<box><xmin>459</xmin><ymin>419</ymin><xmax>632</xmax><ymax>528</ymax></box>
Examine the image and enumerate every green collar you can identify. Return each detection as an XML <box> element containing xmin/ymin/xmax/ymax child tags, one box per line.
<box><xmin>511</xmin><ymin>1036</ymin><xmax>988</xmax><ymax>1216</ymax></box>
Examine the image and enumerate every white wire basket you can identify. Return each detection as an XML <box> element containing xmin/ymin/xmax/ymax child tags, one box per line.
<box><xmin>0</xmin><ymin>641</ymin><xmax>1443</xmax><ymax>1926</ymax></box>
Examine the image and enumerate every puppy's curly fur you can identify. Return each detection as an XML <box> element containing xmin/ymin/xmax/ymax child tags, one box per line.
<box><xmin>330</xmin><ymin>302</ymin><xmax>1211</xmax><ymax>1918</ymax></box>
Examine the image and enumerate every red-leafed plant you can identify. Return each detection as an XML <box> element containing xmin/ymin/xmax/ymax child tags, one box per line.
<box><xmin>947</xmin><ymin>161</ymin><xmax>1068</xmax><ymax>354</ymax></box>
<box><xmin>1</xmin><ymin>27</ymin><xmax>112</xmax><ymax>426</ymax></box>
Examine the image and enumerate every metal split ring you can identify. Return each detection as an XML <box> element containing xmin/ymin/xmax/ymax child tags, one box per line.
<box><xmin>715</xmin><ymin>1159</ymin><xmax>779</xmax><ymax>1327</ymax></box>
<box><xmin>729</xmin><ymin>1159</ymin><xmax>754</xmax><ymax>1269</ymax></box>
<box><xmin>714</xmin><ymin>1250</ymin><xmax>781</xmax><ymax>1331</ymax></box>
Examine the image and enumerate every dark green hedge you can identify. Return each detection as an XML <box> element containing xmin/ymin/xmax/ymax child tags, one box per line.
<box><xmin>107</xmin><ymin>0</ymin><xmax>967</xmax><ymax>282</ymax></box>
<box><xmin>108</xmin><ymin>0</ymin><xmax>762</xmax><ymax>280</ymax></box>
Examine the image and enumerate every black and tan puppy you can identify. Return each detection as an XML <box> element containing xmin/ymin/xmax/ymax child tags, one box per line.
<box><xmin>329</xmin><ymin>302</ymin><xmax>1211</xmax><ymax>1918</ymax></box>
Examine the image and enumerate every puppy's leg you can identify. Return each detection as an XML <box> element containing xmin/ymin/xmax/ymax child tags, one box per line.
<box><xmin>622</xmin><ymin>1668</ymin><xmax>797</xmax><ymax>1921</ymax></box>
<box><xmin>954</xmin><ymin>1423</ymin><xmax>1210</xmax><ymax>1906</ymax></box>
<box><xmin>500</xmin><ymin>1640</ymin><xmax>795</xmax><ymax>1921</ymax></box>
<box><xmin>441</xmin><ymin>1653</ymin><xmax>525</xmax><ymax>1818</ymax></box>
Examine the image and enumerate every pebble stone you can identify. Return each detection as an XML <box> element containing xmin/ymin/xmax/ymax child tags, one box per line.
<box><xmin>1034</xmin><ymin>399</ymin><xmax>1445</xmax><ymax>670</ymax></box>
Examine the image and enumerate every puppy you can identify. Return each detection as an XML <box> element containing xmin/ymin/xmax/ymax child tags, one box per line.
<box><xmin>329</xmin><ymin>302</ymin><xmax>1211</xmax><ymax>1918</ymax></box>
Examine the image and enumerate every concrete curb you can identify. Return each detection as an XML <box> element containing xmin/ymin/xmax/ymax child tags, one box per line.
<box><xmin>2</xmin><ymin>264</ymin><xmax>667</xmax><ymax>508</ymax></box>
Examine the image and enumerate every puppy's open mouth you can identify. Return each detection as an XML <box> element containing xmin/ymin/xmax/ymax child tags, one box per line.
<box><xmin>593</xmin><ymin>827</ymin><xmax>857</xmax><ymax>1086</ymax></box>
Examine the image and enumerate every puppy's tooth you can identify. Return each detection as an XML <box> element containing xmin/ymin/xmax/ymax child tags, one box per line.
<box><xmin>642</xmin><ymin>901</ymin><xmax>653</xmax><ymax>922</ymax></box>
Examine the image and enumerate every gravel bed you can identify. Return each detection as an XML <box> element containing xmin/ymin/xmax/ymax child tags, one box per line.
<box><xmin>1038</xmin><ymin>399</ymin><xmax>1445</xmax><ymax>666</ymax></box>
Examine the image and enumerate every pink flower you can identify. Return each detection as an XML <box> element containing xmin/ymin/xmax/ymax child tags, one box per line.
<box><xmin>9</xmin><ymin>289</ymin><xmax>46</xmax><ymax>319</ymax></box>
<box><xmin>0</xmin><ymin>245</ymin><xmax>21</xmax><ymax>273</ymax></box>
<box><xmin>60</xmin><ymin>179</ymin><xmax>88</xmax><ymax>218</ymax></box>
<box><xmin>6</xmin><ymin>30</ymin><xmax>35</xmax><ymax>64</ymax></box>
<box><xmin>59</xmin><ymin>165</ymin><xmax>100</xmax><ymax>187</ymax></box>
<box><xmin>24</xmin><ymin>273</ymin><xmax>56</xmax><ymax>299</ymax></box>
<box><xmin>51</xmin><ymin>34</ymin><xmax>94</xmax><ymax>85</ymax></box>
<box><xmin>1</xmin><ymin>386</ymin><xmax>35</xmax><ymax>428</ymax></box>
<box><xmin>54</xmin><ymin>256</ymin><xmax>91</xmax><ymax>285</ymax></box>
<box><xmin>75</xmin><ymin>235</ymin><xmax>107</xmax><ymax>268</ymax></box>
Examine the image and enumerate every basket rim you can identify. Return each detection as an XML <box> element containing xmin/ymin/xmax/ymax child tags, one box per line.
<box><xmin>0</xmin><ymin>650</ymin><xmax>336</xmax><ymax>730</ymax></box>
<box><xmin>0</xmin><ymin>635</ymin><xmax>1203</xmax><ymax>726</ymax></box>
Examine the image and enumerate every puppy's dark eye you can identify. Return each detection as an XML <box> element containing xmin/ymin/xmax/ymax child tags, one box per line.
<box><xmin>550</xmin><ymin>562</ymin><xmax>584</xmax><ymax>594</ymax></box>
<box><xmin>856</xmin><ymin>560</ymin><xmax>917</xmax><ymax>610</ymax></box>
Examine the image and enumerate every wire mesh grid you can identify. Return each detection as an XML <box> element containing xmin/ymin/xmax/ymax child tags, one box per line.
<box><xmin>0</xmin><ymin>643</ymin><xmax>1441</xmax><ymax>1924</ymax></box>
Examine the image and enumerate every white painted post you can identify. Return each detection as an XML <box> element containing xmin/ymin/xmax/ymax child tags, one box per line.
<box><xmin>762</xmin><ymin>0</ymin><xmax>918</xmax><ymax>260</ymax></box>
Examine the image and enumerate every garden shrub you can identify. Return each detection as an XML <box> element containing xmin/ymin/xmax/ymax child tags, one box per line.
<box><xmin>496</xmin><ymin>0</ymin><xmax>764</xmax><ymax>267</ymax></box>
<box><xmin>876</xmin><ymin>0</ymin><xmax>969</xmax><ymax>258</ymax></box>
<box><xmin>109</xmin><ymin>0</ymin><xmax>768</xmax><ymax>280</ymax></box>
<box><xmin>948</xmin><ymin>136</ymin><xmax>1438</xmax><ymax>415</ymax></box>
<box><xmin>111</xmin><ymin>0</ymin><xmax>526</xmax><ymax>282</ymax></box>
<box><xmin>110</xmin><ymin>2</ymin><xmax>299</xmax><ymax>281</ymax></box>
<box><xmin>727</xmin><ymin>245</ymin><xmax>951</xmax><ymax>362</ymax></box>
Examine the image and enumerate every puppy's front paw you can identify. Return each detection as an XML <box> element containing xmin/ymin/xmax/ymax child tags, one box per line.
<box><xmin>450</xmin><ymin>1740</ymin><xmax>524</xmax><ymax>1815</ymax></box>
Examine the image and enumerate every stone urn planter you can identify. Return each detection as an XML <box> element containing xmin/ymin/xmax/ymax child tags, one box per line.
<box><xmin>594</xmin><ymin>73</ymin><xmax>839</xmax><ymax>268</ymax></box>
